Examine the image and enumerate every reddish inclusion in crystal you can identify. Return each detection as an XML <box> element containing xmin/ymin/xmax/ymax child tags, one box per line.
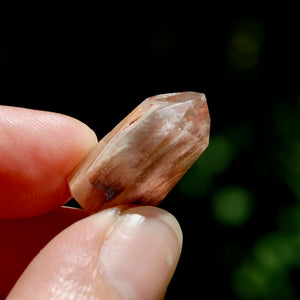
<box><xmin>68</xmin><ymin>92</ymin><xmax>210</xmax><ymax>214</ymax></box>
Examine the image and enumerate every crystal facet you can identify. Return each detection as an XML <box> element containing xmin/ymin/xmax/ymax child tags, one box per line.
<box><xmin>68</xmin><ymin>92</ymin><xmax>210</xmax><ymax>213</ymax></box>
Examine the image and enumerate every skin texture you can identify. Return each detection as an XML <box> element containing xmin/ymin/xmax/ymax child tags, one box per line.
<box><xmin>0</xmin><ymin>106</ymin><xmax>182</xmax><ymax>300</ymax></box>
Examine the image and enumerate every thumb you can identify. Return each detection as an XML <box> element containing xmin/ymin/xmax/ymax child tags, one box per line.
<box><xmin>7</xmin><ymin>206</ymin><xmax>182</xmax><ymax>300</ymax></box>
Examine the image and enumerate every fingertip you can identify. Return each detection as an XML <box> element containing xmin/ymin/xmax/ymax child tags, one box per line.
<box><xmin>62</xmin><ymin>115</ymin><xmax>98</xmax><ymax>162</ymax></box>
<box><xmin>7</xmin><ymin>206</ymin><xmax>182</xmax><ymax>300</ymax></box>
<box><xmin>121</xmin><ymin>206</ymin><xmax>183</xmax><ymax>247</ymax></box>
<box><xmin>97</xmin><ymin>206</ymin><xmax>182</xmax><ymax>300</ymax></box>
<box><xmin>0</xmin><ymin>106</ymin><xmax>98</xmax><ymax>218</ymax></box>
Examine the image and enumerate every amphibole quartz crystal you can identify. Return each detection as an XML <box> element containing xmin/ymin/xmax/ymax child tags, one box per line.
<box><xmin>68</xmin><ymin>92</ymin><xmax>210</xmax><ymax>214</ymax></box>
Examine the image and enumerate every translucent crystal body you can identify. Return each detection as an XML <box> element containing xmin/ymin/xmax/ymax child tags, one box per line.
<box><xmin>68</xmin><ymin>92</ymin><xmax>210</xmax><ymax>213</ymax></box>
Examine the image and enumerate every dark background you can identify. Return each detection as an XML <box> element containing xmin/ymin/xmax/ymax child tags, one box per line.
<box><xmin>1</xmin><ymin>4</ymin><xmax>300</xmax><ymax>299</ymax></box>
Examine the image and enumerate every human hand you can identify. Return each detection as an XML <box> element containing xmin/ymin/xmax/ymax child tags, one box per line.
<box><xmin>0</xmin><ymin>106</ymin><xmax>182</xmax><ymax>300</ymax></box>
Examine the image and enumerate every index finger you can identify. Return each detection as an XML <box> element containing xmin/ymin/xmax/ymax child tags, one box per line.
<box><xmin>0</xmin><ymin>106</ymin><xmax>97</xmax><ymax>218</ymax></box>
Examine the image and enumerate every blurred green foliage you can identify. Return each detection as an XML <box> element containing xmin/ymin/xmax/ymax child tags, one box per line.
<box><xmin>178</xmin><ymin>16</ymin><xmax>300</xmax><ymax>300</ymax></box>
<box><xmin>179</xmin><ymin>96</ymin><xmax>300</xmax><ymax>298</ymax></box>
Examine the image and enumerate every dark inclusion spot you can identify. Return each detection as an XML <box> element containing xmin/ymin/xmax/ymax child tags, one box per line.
<box><xmin>132</xmin><ymin>197</ymin><xmax>151</xmax><ymax>205</ymax></box>
<box><xmin>91</xmin><ymin>180</ymin><xmax>124</xmax><ymax>202</ymax></box>
<box><xmin>133</xmin><ymin>198</ymin><xmax>143</xmax><ymax>204</ymax></box>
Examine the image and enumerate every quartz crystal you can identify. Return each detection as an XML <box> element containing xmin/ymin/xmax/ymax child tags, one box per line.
<box><xmin>68</xmin><ymin>92</ymin><xmax>210</xmax><ymax>214</ymax></box>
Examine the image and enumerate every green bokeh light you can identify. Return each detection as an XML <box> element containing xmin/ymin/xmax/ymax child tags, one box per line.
<box><xmin>232</xmin><ymin>259</ymin><xmax>295</xmax><ymax>300</ymax></box>
<box><xmin>254</xmin><ymin>234</ymin><xmax>295</xmax><ymax>272</ymax></box>
<box><xmin>232</xmin><ymin>261</ymin><xmax>270</xmax><ymax>300</ymax></box>
<box><xmin>212</xmin><ymin>186</ymin><xmax>253</xmax><ymax>226</ymax></box>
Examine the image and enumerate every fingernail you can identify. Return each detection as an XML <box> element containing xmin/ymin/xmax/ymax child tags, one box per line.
<box><xmin>98</xmin><ymin>206</ymin><xmax>182</xmax><ymax>300</ymax></box>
